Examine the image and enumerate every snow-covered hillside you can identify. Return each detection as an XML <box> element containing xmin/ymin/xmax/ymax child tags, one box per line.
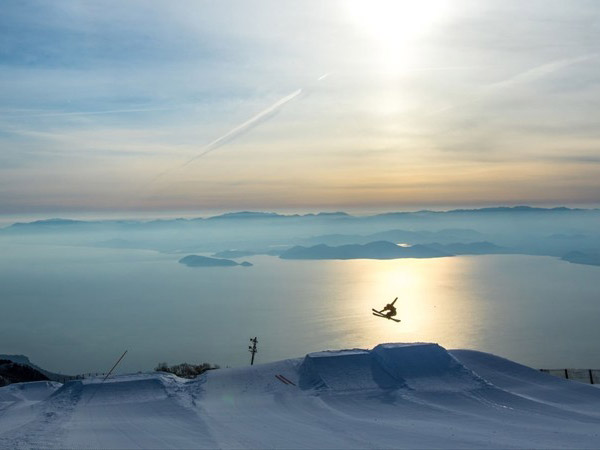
<box><xmin>1</xmin><ymin>343</ymin><xmax>599</xmax><ymax>448</ymax></box>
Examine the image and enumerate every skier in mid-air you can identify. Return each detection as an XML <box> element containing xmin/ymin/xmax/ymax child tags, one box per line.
<box><xmin>380</xmin><ymin>298</ymin><xmax>397</xmax><ymax>318</ymax></box>
<box><xmin>372</xmin><ymin>297</ymin><xmax>400</xmax><ymax>322</ymax></box>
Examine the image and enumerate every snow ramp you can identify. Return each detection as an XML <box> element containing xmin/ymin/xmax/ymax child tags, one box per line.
<box><xmin>0</xmin><ymin>380</ymin><xmax>60</xmax><ymax>404</ymax></box>
<box><xmin>3</xmin><ymin>344</ymin><xmax>600</xmax><ymax>448</ymax></box>
<box><xmin>299</xmin><ymin>343</ymin><xmax>486</xmax><ymax>392</ymax></box>
<box><xmin>299</xmin><ymin>349</ymin><xmax>399</xmax><ymax>390</ymax></box>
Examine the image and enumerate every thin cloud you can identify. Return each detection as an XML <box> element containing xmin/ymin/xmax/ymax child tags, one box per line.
<box><xmin>0</xmin><ymin>106</ymin><xmax>179</xmax><ymax>119</ymax></box>
<box><xmin>487</xmin><ymin>54</ymin><xmax>598</xmax><ymax>89</ymax></box>
<box><xmin>181</xmin><ymin>89</ymin><xmax>302</xmax><ymax>167</ymax></box>
<box><xmin>429</xmin><ymin>54</ymin><xmax>599</xmax><ymax>116</ymax></box>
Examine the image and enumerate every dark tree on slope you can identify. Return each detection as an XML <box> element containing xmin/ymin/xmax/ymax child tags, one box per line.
<box><xmin>0</xmin><ymin>360</ymin><xmax>49</xmax><ymax>386</ymax></box>
<box><xmin>155</xmin><ymin>362</ymin><xmax>219</xmax><ymax>379</ymax></box>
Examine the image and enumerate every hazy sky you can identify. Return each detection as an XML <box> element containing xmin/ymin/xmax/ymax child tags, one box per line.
<box><xmin>1</xmin><ymin>0</ymin><xmax>599</xmax><ymax>214</ymax></box>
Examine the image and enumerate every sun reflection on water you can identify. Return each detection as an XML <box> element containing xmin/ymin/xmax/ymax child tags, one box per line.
<box><xmin>336</xmin><ymin>257</ymin><xmax>485</xmax><ymax>352</ymax></box>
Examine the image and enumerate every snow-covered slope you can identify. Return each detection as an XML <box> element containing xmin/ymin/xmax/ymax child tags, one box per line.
<box><xmin>1</xmin><ymin>343</ymin><xmax>599</xmax><ymax>449</ymax></box>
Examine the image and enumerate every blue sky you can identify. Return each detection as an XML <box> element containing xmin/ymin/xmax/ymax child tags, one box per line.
<box><xmin>1</xmin><ymin>0</ymin><xmax>599</xmax><ymax>215</ymax></box>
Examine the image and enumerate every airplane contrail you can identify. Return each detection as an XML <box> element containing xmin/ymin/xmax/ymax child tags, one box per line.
<box><xmin>147</xmin><ymin>73</ymin><xmax>331</xmax><ymax>186</ymax></box>
<box><xmin>180</xmin><ymin>88</ymin><xmax>303</xmax><ymax>168</ymax></box>
<box><xmin>149</xmin><ymin>87</ymin><xmax>305</xmax><ymax>184</ymax></box>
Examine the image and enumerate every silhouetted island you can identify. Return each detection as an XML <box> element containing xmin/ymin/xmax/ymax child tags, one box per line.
<box><xmin>561</xmin><ymin>251</ymin><xmax>600</xmax><ymax>267</ymax></box>
<box><xmin>212</xmin><ymin>248</ymin><xmax>283</xmax><ymax>258</ymax></box>
<box><xmin>179</xmin><ymin>255</ymin><xmax>253</xmax><ymax>267</ymax></box>
<box><xmin>426</xmin><ymin>241</ymin><xmax>509</xmax><ymax>255</ymax></box>
<box><xmin>279</xmin><ymin>241</ymin><xmax>451</xmax><ymax>260</ymax></box>
<box><xmin>211</xmin><ymin>250</ymin><xmax>257</xmax><ymax>258</ymax></box>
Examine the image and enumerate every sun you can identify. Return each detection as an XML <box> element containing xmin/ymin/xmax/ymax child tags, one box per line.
<box><xmin>345</xmin><ymin>0</ymin><xmax>451</xmax><ymax>74</ymax></box>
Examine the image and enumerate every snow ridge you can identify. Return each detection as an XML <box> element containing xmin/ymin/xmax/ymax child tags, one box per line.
<box><xmin>2</xmin><ymin>343</ymin><xmax>600</xmax><ymax>449</ymax></box>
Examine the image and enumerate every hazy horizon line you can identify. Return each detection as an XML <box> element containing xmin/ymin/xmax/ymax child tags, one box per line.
<box><xmin>1</xmin><ymin>204</ymin><xmax>599</xmax><ymax>228</ymax></box>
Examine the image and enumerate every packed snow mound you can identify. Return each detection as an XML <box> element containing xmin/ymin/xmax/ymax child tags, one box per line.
<box><xmin>299</xmin><ymin>348</ymin><xmax>396</xmax><ymax>390</ymax></box>
<box><xmin>2</xmin><ymin>343</ymin><xmax>600</xmax><ymax>449</ymax></box>
<box><xmin>298</xmin><ymin>343</ymin><xmax>485</xmax><ymax>392</ymax></box>
<box><xmin>0</xmin><ymin>380</ymin><xmax>60</xmax><ymax>403</ymax></box>
<box><xmin>62</xmin><ymin>374</ymin><xmax>170</xmax><ymax>406</ymax></box>
<box><xmin>374</xmin><ymin>343</ymin><xmax>488</xmax><ymax>391</ymax></box>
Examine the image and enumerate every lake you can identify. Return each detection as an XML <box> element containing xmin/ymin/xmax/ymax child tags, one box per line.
<box><xmin>1</xmin><ymin>242</ymin><xmax>599</xmax><ymax>374</ymax></box>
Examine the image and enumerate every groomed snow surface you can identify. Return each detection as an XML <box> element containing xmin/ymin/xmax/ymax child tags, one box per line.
<box><xmin>1</xmin><ymin>343</ymin><xmax>600</xmax><ymax>449</ymax></box>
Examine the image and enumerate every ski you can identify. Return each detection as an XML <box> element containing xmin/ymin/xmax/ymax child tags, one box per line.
<box><xmin>276</xmin><ymin>374</ymin><xmax>296</xmax><ymax>386</ymax></box>
<box><xmin>275</xmin><ymin>374</ymin><xmax>293</xmax><ymax>385</ymax></box>
<box><xmin>372</xmin><ymin>312</ymin><xmax>401</xmax><ymax>322</ymax></box>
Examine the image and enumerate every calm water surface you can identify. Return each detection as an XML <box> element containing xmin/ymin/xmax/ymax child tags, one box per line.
<box><xmin>1</xmin><ymin>242</ymin><xmax>599</xmax><ymax>374</ymax></box>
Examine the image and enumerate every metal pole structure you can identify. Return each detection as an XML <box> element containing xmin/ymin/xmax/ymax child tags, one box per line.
<box><xmin>101</xmin><ymin>350</ymin><xmax>128</xmax><ymax>383</ymax></box>
<box><xmin>86</xmin><ymin>350</ymin><xmax>128</xmax><ymax>405</ymax></box>
<box><xmin>249</xmin><ymin>337</ymin><xmax>258</xmax><ymax>365</ymax></box>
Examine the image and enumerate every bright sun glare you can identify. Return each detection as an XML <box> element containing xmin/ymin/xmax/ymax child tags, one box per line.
<box><xmin>345</xmin><ymin>0</ymin><xmax>451</xmax><ymax>73</ymax></box>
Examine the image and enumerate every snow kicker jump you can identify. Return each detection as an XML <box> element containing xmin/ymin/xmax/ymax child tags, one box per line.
<box><xmin>3</xmin><ymin>343</ymin><xmax>600</xmax><ymax>448</ymax></box>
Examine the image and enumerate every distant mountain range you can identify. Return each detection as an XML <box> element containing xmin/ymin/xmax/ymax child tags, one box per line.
<box><xmin>3</xmin><ymin>206</ymin><xmax>598</xmax><ymax>230</ymax></box>
<box><xmin>2</xmin><ymin>206</ymin><xmax>599</xmax><ymax>267</ymax></box>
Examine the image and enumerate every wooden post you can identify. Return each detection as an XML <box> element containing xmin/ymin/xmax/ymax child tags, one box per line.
<box><xmin>249</xmin><ymin>337</ymin><xmax>258</xmax><ymax>366</ymax></box>
<box><xmin>564</xmin><ymin>368</ymin><xmax>569</xmax><ymax>379</ymax></box>
<box><xmin>590</xmin><ymin>369</ymin><xmax>594</xmax><ymax>385</ymax></box>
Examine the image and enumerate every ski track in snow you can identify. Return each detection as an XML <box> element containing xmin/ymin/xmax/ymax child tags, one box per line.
<box><xmin>1</xmin><ymin>343</ymin><xmax>600</xmax><ymax>449</ymax></box>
